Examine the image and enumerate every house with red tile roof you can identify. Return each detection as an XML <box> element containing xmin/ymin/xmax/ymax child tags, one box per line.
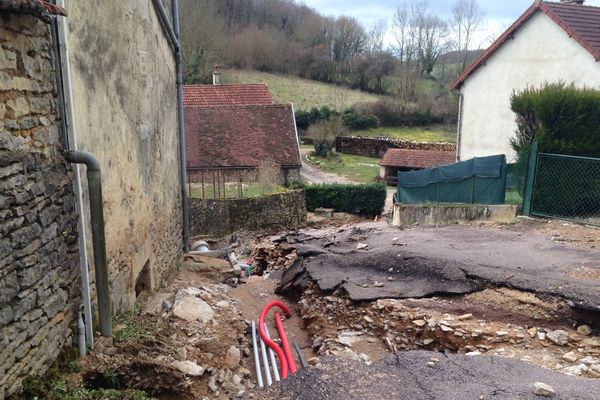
<box><xmin>183</xmin><ymin>84</ymin><xmax>274</xmax><ymax>107</ymax></box>
<box><xmin>379</xmin><ymin>148</ymin><xmax>456</xmax><ymax>185</ymax></box>
<box><xmin>183</xmin><ymin>83</ymin><xmax>301</xmax><ymax>185</ymax></box>
<box><xmin>451</xmin><ymin>0</ymin><xmax>600</xmax><ymax>162</ymax></box>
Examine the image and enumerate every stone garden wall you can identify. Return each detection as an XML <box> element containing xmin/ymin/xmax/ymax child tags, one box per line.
<box><xmin>0</xmin><ymin>13</ymin><xmax>80</xmax><ymax>398</ymax></box>
<box><xmin>189</xmin><ymin>190</ymin><xmax>307</xmax><ymax>238</ymax></box>
<box><xmin>336</xmin><ymin>136</ymin><xmax>457</xmax><ymax>159</ymax></box>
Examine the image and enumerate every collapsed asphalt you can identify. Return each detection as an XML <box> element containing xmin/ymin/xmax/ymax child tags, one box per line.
<box><xmin>251</xmin><ymin>350</ymin><xmax>600</xmax><ymax>400</ymax></box>
<box><xmin>276</xmin><ymin>223</ymin><xmax>600</xmax><ymax>311</ymax></box>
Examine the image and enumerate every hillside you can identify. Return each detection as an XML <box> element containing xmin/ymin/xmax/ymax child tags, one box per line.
<box><xmin>221</xmin><ymin>69</ymin><xmax>383</xmax><ymax>111</ymax></box>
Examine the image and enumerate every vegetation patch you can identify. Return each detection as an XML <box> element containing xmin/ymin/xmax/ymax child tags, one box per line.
<box><xmin>221</xmin><ymin>69</ymin><xmax>382</xmax><ymax>111</ymax></box>
<box><xmin>306</xmin><ymin>153</ymin><xmax>380</xmax><ymax>184</ymax></box>
<box><xmin>300</xmin><ymin>183</ymin><xmax>387</xmax><ymax>215</ymax></box>
<box><xmin>9</xmin><ymin>346</ymin><xmax>154</xmax><ymax>400</ymax></box>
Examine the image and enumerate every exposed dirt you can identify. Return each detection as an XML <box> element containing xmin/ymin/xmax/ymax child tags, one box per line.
<box><xmin>247</xmin><ymin>226</ymin><xmax>600</xmax><ymax>385</ymax></box>
<box><xmin>59</xmin><ymin>218</ymin><xmax>600</xmax><ymax>399</ymax></box>
<box><xmin>497</xmin><ymin>218</ymin><xmax>600</xmax><ymax>250</ymax></box>
<box><xmin>73</xmin><ymin>260</ymin><xmax>257</xmax><ymax>399</ymax></box>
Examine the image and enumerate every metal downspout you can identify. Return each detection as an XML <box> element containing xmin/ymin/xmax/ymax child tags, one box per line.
<box><xmin>151</xmin><ymin>0</ymin><xmax>189</xmax><ymax>251</ymax></box>
<box><xmin>64</xmin><ymin>151</ymin><xmax>112</xmax><ymax>337</ymax></box>
<box><xmin>456</xmin><ymin>92</ymin><xmax>464</xmax><ymax>162</ymax></box>
<box><xmin>172</xmin><ymin>0</ymin><xmax>190</xmax><ymax>252</ymax></box>
<box><xmin>54</xmin><ymin>0</ymin><xmax>94</xmax><ymax>347</ymax></box>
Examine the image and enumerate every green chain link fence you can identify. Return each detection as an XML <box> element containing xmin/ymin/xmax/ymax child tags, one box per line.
<box><xmin>530</xmin><ymin>152</ymin><xmax>600</xmax><ymax>226</ymax></box>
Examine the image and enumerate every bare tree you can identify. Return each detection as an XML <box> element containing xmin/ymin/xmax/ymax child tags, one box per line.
<box><xmin>419</xmin><ymin>15</ymin><xmax>448</xmax><ymax>76</ymax></box>
<box><xmin>367</xmin><ymin>19</ymin><xmax>388</xmax><ymax>53</ymax></box>
<box><xmin>450</xmin><ymin>0</ymin><xmax>485</xmax><ymax>73</ymax></box>
<box><xmin>392</xmin><ymin>1</ymin><xmax>447</xmax><ymax>100</ymax></box>
<box><xmin>329</xmin><ymin>16</ymin><xmax>367</xmax><ymax>84</ymax></box>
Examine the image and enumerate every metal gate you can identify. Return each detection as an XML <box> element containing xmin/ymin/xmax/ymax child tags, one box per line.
<box><xmin>523</xmin><ymin>141</ymin><xmax>600</xmax><ymax>226</ymax></box>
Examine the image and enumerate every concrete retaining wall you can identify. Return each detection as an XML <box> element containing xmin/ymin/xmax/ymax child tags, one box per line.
<box><xmin>190</xmin><ymin>190</ymin><xmax>307</xmax><ymax>237</ymax></box>
<box><xmin>393</xmin><ymin>204</ymin><xmax>518</xmax><ymax>227</ymax></box>
<box><xmin>336</xmin><ymin>136</ymin><xmax>456</xmax><ymax>159</ymax></box>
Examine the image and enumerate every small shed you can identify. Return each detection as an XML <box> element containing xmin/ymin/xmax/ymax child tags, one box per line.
<box><xmin>380</xmin><ymin>148</ymin><xmax>456</xmax><ymax>185</ymax></box>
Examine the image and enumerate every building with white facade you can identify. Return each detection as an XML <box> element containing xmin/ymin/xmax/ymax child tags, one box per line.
<box><xmin>451</xmin><ymin>0</ymin><xmax>600</xmax><ymax>162</ymax></box>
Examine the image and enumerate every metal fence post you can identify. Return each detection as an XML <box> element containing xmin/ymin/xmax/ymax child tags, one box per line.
<box><xmin>522</xmin><ymin>140</ymin><xmax>540</xmax><ymax>216</ymax></box>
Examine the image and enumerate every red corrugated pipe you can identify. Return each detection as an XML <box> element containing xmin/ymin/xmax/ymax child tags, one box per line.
<box><xmin>258</xmin><ymin>301</ymin><xmax>291</xmax><ymax>379</ymax></box>
<box><xmin>275</xmin><ymin>311</ymin><xmax>297</xmax><ymax>374</ymax></box>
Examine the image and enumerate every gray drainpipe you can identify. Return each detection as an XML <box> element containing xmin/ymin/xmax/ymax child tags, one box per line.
<box><xmin>151</xmin><ymin>0</ymin><xmax>190</xmax><ymax>252</ymax></box>
<box><xmin>64</xmin><ymin>150</ymin><xmax>112</xmax><ymax>337</ymax></box>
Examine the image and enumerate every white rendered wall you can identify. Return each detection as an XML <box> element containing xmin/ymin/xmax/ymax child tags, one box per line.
<box><xmin>459</xmin><ymin>12</ymin><xmax>600</xmax><ymax>162</ymax></box>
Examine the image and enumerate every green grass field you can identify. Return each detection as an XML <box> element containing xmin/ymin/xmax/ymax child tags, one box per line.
<box><xmin>221</xmin><ymin>69</ymin><xmax>382</xmax><ymax>111</ymax></box>
<box><xmin>350</xmin><ymin>126</ymin><xmax>456</xmax><ymax>143</ymax></box>
<box><xmin>307</xmin><ymin>152</ymin><xmax>380</xmax><ymax>183</ymax></box>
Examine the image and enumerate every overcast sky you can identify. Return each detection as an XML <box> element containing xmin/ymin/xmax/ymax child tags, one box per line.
<box><xmin>300</xmin><ymin>0</ymin><xmax>600</xmax><ymax>48</ymax></box>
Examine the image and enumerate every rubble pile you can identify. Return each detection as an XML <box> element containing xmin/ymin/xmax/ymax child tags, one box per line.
<box><xmin>296</xmin><ymin>284</ymin><xmax>600</xmax><ymax>379</ymax></box>
<box><xmin>250</xmin><ymin>240</ymin><xmax>298</xmax><ymax>275</ymax></box>
<box><xmin>81</xmin><ymin>275</ymin><xmax>256</xmax><ymax>399</ymax></box>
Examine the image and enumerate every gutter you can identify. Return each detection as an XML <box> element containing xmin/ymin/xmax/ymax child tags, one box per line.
<box><xmin>151</xmin><ymin>0</ymin><xmax>190</xmax><ymax>252</ymax></box>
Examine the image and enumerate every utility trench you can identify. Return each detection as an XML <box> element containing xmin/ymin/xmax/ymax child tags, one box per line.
<box><xmin>57</xmin><ymin>222</ymin><xmax>600</xmax><ymax>399</ymax></box>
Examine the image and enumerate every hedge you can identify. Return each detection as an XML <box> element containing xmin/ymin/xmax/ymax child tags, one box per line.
<box><xmin>510</xmin><ymin>83</ymin><xmax>600</xmax><ymax>158</ymax></box>
<box><xmin>302</xmin><ymin>183</ymin><xmax>387</xmax><ymax>215</ymax></box>
<box><xmin>342</xmin><ymin>112</ymin><xmax>379</xmax><ymax>130</ymax></box>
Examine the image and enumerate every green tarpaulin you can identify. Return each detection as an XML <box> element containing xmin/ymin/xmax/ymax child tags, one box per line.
<box><xmin>396</xmin><ymin>155</ymin><xmax>508</xmax><ymax>205</ymax></box>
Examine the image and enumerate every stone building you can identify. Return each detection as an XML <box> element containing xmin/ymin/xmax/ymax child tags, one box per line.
<box><xmin>0</xmin><ymin>0</ymin><xmax>185</xmax><ymax>396</ymax></box>
<box><xmin>184</xmin><ymin>84</ymin><xmax>302</xmax><ymax>186</ymax></box>
<box><xmin>379</xmin><ymin>148</ymin><xmax>456</xmax><ymax>185</ymax></box>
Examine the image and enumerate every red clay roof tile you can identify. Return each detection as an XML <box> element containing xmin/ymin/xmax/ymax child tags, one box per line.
<box><xmin>0</xmin><ymin>0</ymin><xmax>67</xmax><ymax>18</ymax></box>
<box><xmin>451</xmin><ymin>1</ymin><xmax>600</xmax><ymax>90</ymax></box>
<box><xmin>183</xmin><ymin>84</ymin><xmax>274</xmax><ymax>107</ymax></box>
<box><xmin>380</xmin><ymin>148</ymin><xmax>456</xmax><ymax>169</ymax></box>
<box><xmin>185</xmin><ymin>104</ymin><xmax>300</xmax><ymax>169</ymax></box>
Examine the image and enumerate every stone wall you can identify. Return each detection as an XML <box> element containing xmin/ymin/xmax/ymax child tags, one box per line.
<box><xmin>0</xmin><ymin>14</ymin><xmax>80</xmax><ymax>398</ymax></box>
<box><xmin>66</xmin><ymin>0</ymin><xmax>183</xmax><ymax>312</ymax></box>
<box><xmin>190</xmin><ymin>190</ymin><xmax>307</xmax><ymax>237</ymax></box>
<box><xmin>336</xmin><ymin>136</ymin><xmax>457</xmax><ymax>159</ymax></box>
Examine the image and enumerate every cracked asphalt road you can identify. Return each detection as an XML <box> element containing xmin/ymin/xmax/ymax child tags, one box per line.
<box><xmin>252</xmin><ymin>351</ymin><xmax>600</xmax><ymax>399</ymax></box>
<box><xmin>279</xmin><ymin>222</ymin><xmax>600</xmax><ymax>311</ymax></box>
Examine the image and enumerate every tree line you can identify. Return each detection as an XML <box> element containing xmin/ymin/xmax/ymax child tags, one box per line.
<box><xmin>180</xmin><ymin>0</ymin><xmax>485</xmax><ymax>100</ymax></box>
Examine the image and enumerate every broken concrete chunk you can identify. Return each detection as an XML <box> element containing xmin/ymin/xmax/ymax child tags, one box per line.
<box><xmin>356</xmin><ymin>243</ymin><xmax>369</xmax><ymax>250</ymax></box>
<box><xmin>577</xmin><ymin>325</ymin><xmax>592</xmax><ymax>336</ymax></box>
<box><xmin>307</xmin><ymin>357</ymin><xmax>320</xmax><ymax>366</ymax></box>
<box><xmin>546</xmin><ymin>330</ymin><xmax>569</xmax><ymax>346</ymax></box>
<box><xmin>527</xmin><ymin>327</ymin><xmax>538</xmax><ymax>338</ymax></box>
<box><xmin>225</xmin><ymin>346</ymin><xmax>241</xmax><ymax>368</ymax></box>
<box><xmin>172</xmin><ymin>360</ymin><xmax>205</xmax><ymax>376</ymax></box>
<box><xmin>562</xmin><ymin>363</ymin><xmax>588</xmax><ymax>376</ymax></box>
<box><xmin>533</xmin><ymin>382</ymin><xmax>555</xmax><ymax>397</ymax></box>
<box><xmin>173</xmin><ymin>294</ymin><xmax>214</xmax><ymax>323</ymax></box>
<box><xmin>561</xmin><ymin>351</ymin><xmax>579</xmax><ymax>363</ymax></box>
<box><xmin>315</xmin><ymin>208</ymin><xmax>334</xmax><ymax>218</ymax></box>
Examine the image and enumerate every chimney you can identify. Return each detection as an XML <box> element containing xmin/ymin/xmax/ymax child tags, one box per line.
<box><xmin>212</xmin><ymin>64</ymin><xmax>221</xmax><ymax>85</ymax></box>
<box><xmin>559</xmin><ymin>0</ymin><xmax>585</xmax><ymax>4</ymax></box>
